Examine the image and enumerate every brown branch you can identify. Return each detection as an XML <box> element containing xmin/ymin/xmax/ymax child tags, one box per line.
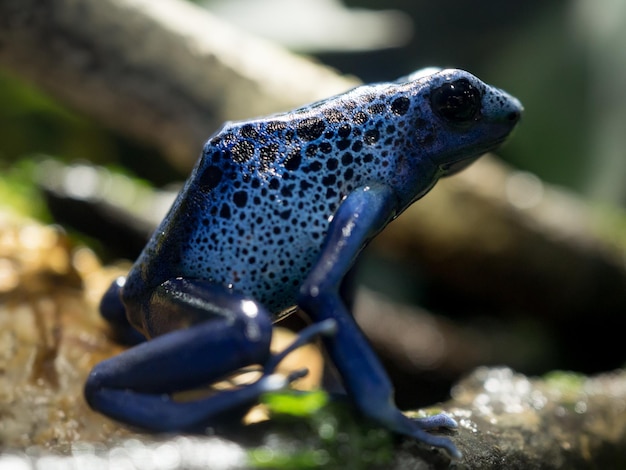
<box><xmin>0</xmin><ymin>0</ymin><xmax>357</xmax><ymax>171</ymax></box>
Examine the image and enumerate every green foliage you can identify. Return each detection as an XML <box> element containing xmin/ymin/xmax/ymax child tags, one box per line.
<box><xmin>0</xmin><ymin>70</ymin><xmax>118</xmax><ymax>166</ymax></box>
<box><xmin>261</xmin><ymin>390</ymin><xmax>329</xmax><ymax>417</ymax></box>
<box><xmin>543</xmin><ymin>370</ymin><xmax>586</xmax><ymax>399</ymax></box>
<box><xmin>591</xmin><ymin>203</ymin><xmax>626</xmax><ymax>254</ymax></box>
<box><xmin>0</xmin><ymin>158</ymin><xmax>49</xmax><ymax>220</ymax></box>
<box><xmin>0</xmin><ymin>70</ymin><xmax>180</xmax><ymax>186</ymax></box>
<box><xmin>249</xmin><ymin>390</ymin><xmax>393</xmax><ymax>469</ymax></box>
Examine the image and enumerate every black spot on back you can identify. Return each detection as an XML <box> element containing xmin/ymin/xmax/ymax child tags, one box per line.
<box><xmin>322</xmin><ymin>174</ymin><xmax>336</xmax><ymax>185</ymax></box>
<box><xmin>231</xmin><ymin>141</ymin><xmax>255</xmax><ymax>163</ymax></box>
<box><xmin>284</xmin><ymin>150</ymin><xmax>302</xmax><ymax>170</ymax></box>
<box><xmin>266</xmin><ymin>121</ymin><xmax>287</xmax><ymax>133</ymax></box>
<box><xmin>269</xmin><ymin>178</ymin><xmax>280</xmax><ymax>190</ymax></box>
<box><xmin>210</xmin><ymin>151</ymin><xmax>222</xmax><ymax>163</ymax></box>
<box><xmin>260</xmin><ymin>144</ymin><xmax>279</xmax><ymax>170</ymax></box>
<box><xmin>319</xmin><ymin>142</ymin><xmax>332</xmax><ymax>154</ymax></box>
<box><xmin>305</xmin><ymin>144</ymin><xmax>318</xmax><ymax>157</ymax></box>
<box><xmin>241</xmin><ymin>124</ymin><xmax>259</xmax><ymax>139</ymax></box>
<box><xmin>368</xmin><ymin>103</ymin><xmax>386</xmax><ymax>114</ymax></box>
<box><xmin>338</xmin><ymin>124</ymin><xmax>351</xmax><ymax>138</ymax></box>
<box><xmin>198</xmin><ymin>165</ymin><xmax>223</xmax><ymax>192</ymax></box>
<box><xmin>219</xmin><ymin>203</ymin><xmax>231</xmax><ymax>219</ymax></box>
<box><xmin>391</xmin><ymin>96</ymin><xmax>410</xmax><ymax>115</ymax></box>
<box><xmin>354</xmin><ymin>112</ymin><xmax>368</xmax><ymax>125</ymax></box>
<box><xmin>364</xmin><ymin>129</ymin><xmax>380</xmax><ymax>145</ymax></box>
<box><xmin>307</xmin><ymin>161</ymin><xmax>323</xmax><ymax>172</ymax></box>
<box><xmin>233</xmin><ymin>191</ymin><xmax>248</xmax><ymax>208</ymax></box>
<box><xmin>323</xmin><ymin>109</ymin><xmax>345</xmax><ymax>123</ymax></box>
<box><xmin>337</xmin><ymin>139</ymin><xmax>351</xmax><ymax>151</ymax></box>
<box><xmin>297</xmin><ymin>117</ymin><xmax>326</xmax><ymax>141</ymax></box>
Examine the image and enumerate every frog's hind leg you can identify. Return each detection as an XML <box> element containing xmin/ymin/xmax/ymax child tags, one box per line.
<box><xmin>85</xmin><ymin>278</ymin><xmax>334</xmax><ymax>431</ymax></box>
<box><xmin>100</xmin><ymin>276</ymin><xmax>146</xmax><ymax>345</ymax></box>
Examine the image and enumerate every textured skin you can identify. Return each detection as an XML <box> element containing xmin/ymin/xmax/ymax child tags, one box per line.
<box><xmin>87</xmin><ymin>69</ymin><xmax>521</xmax><ymax>458</ymax></box>
<box><xmin>121</xmin><ymin>68</ymin><xmax>521</xmax><ymax>336</ymax></box>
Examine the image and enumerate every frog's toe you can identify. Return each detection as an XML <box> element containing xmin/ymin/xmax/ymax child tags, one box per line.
<box><xmin>264</xmin><ymin>319</ymin><xmax>337</xmax><ymax>373</ymax></box>
<box><xmin>408</xmin><ymin>413</ymin><xmax>461</xmax><ymax>459</ymax></box>
<box><xmin>409</xmin><ymin>430</ymin><xmax>462</xmax><ymax>460</ymax></box>
<box><xmin>380</xmin><ymin>409</ymin><xmax>461</xmax><ymax>458</ymax></box>
<box><xmin>415</xmin><ymin>412</ymin><xmax>458</xmax><ymax>430</ymax></box>
<box><xmin>285</xmin><ymin>367</ymin><xmax>309</xmax><ymax>383</ymax></box>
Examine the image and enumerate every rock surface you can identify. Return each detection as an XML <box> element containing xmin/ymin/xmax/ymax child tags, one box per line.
<box><xmin>0</xmin><ymin>212</ymin><xmax>625</xmax><ymax>468</ymax></box>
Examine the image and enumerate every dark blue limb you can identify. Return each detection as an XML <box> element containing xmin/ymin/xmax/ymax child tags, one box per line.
<box><xmin>86</xmin><ymin>278</ymin><xmax>335</xmax><ymax>431</ymax></box>
<box><xmin>100</xmin><ymin>276</ymin><xmax>146</xmax><ymax>345</ymax></box>
<box><xmin>299</xmin><ymin>185</ymin><xmax>461</xmax><ymax>459</ymax></box>
<box><xmin>339</xmin><ymin>264</ymin><xmax>359</xmax><ymax>312</ymax></box>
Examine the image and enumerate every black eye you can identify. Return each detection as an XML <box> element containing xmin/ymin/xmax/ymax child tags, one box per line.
<box><xmin>431</xmin><ymin>78</ymin><xmax>481</xmax><ymax>123</ymax></box>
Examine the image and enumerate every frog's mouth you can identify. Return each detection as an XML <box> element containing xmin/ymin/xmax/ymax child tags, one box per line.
<box><xmin>439</xmin><ymin>132</ymin><xmax>512</xmax><ymax>176</ymax></box>
<box><xmin>439</xmin><ymin>154</ymin><xmax>481</xmax><ymax>176</ymax></box>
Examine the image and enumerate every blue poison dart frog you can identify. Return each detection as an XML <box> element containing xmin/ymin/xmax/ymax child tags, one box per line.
<box><xmin>85</xmin><ymin>68</ymin><xmax>521</xmax><ymax>458</ymax></box>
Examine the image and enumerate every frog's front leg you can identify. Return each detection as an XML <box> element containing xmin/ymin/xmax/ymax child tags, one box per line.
<box><xmin>85</xmin><ymin>278</ymin><xmax>335</xmax><ymax>431</ymax></box>
<box><xmin>299</xmin><ymin>185</ymin><xmax>461</xmax><ymax>459</ymax></box>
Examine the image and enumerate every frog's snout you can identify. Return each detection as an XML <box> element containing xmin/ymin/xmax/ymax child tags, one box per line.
<box><xmin>507</xmin><ymin>109</ymin><xmax>522</xmax><ymax>123</ymax></box>
<box><xmin>505</xmin><ymin>95</ymin><xmax>523</xmax><ymax>124</ymax></box>
<box><xmin>485</xmin><ymin>88</ymin><xmax>523</xmax><ymax>126</ymax></box>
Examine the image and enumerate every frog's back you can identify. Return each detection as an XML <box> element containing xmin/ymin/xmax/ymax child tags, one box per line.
<box><xmin>123</xmin><ymin>68</ymin><xmax>520</xmax><ymax>320</ymax></box>
<box><xmin>123</xmin><ymin>80</ymin><xmax>433</xmax><ymax>315</ymax></box>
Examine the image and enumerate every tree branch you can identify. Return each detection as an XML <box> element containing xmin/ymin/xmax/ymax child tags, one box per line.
<box><xmin>0</xmin><ymin>0</ymin><xmax>357</xmax><ymax>171</ymax></box>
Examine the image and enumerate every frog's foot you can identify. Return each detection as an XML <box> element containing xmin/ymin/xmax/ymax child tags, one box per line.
<box><xmin>415</xmin><ymin>412</ymin><xmax>458</xmax><ymax>431</ymax></box>
<box><xmin>85</xmin><ymin>278</ymin><xmax>336</xmax><ymax>432</ymax></box>
<box><xmin>382</xmin><ymin>409</ymin><xmax>461</xmax><ymax>459</ymax></box>
<box><xmin>408</xmin><ymin>429</ymin><xmax>461</xmax><ymax>460</ymax></box>
<box><xmin>85</xmin><ymin>318</ymin><xmax>335</xmax><ymax>432</ymax></box>
<box><xmin>413</xmin><ymin>414</ymin><xmax>460</xmax><ymax>458</ymax></box>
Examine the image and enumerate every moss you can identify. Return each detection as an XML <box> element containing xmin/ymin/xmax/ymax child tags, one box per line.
<box><xmin>0</xmin><ymin>158</ymin><xmax>49</xmax><ymax>220</ymax></box>
<box><xmin>249</xmin><ymin>390</ymin><xmax>393</xmax><ymax>469</ymax></box>
<box><xmin>543</xmin><ymin>370</ymin><xmax>586</xmax><ymax>399</ymax></box>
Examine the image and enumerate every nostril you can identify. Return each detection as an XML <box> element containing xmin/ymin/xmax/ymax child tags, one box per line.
<box><xmin>507</xmin><ymin>110</ymin><xmax>520</xmax><ymax>122</ymax></box>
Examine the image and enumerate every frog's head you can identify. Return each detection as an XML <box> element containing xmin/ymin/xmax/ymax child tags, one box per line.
<box><xmin>412</xmin><ymin>69</ymin><xmax>522</xmax><ymax>177</ymax></box>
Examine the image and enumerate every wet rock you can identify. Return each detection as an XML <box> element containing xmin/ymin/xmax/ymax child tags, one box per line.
<box><xmin>0</xmin><ymin>212</ymin><xmax>625</xmax><ymax>468</ymax></box>
<box><xmin>0</xmin><ymin>212</ymin><xmax>318</xmax><ymax>468</ymax></box>
<box><xmin>394</xmin><ymin>367</ymin><xmax>626</xmax><ymax>469</ymax></box>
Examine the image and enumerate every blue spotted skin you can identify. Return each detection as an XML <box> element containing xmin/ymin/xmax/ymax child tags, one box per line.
<box><xmin>85</xmin><ymin>69</ymin><xmax>522</xmax><ymax>459</ymax></box>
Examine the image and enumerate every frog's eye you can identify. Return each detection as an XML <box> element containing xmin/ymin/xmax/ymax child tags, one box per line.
<box><xmin>431</xmin><ymin>78</ymin><xmax>481</xmax><ymax>123</ymax></box>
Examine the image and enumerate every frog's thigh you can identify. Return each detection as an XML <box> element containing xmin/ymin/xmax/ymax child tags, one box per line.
<box><xmin>84</xmin><ymin>278</ymin><xmax>273</xmax><ymax>430</ymax></box>
<box><xmin>100</xmin><ymin>276</ymin><xmax>146</xmax><ymax>345</ymax></box>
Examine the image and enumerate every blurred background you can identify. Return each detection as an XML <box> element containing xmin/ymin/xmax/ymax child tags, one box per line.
<box><xmin>4</xmin><ymin>0</ymin><xmax>626</xmax><ymax>200</ymax></box>
<box><xmin>1</xmin><ymin>0</ymin><xmax>625</xmax><ymax>408</ymax></box>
